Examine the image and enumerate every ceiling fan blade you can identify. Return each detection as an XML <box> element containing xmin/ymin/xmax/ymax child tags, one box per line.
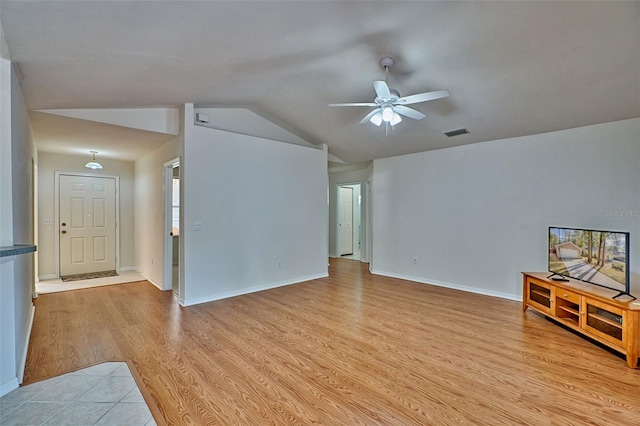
<box><xmin>394</xmin><ymin>105</ymin><xmax>426</xmax><ymax>120</ymax></box>
<box><xmin>329</xmin><ymin>102</ymin><xmax>378</xmax><ymax>107</ymax></box>
<box><xmin>373</xmin><ymin>80</ymin><xmax>391</xmax><ymax>99</ymax></box>
<box><xmin>359</xmin><ymin>109</ymin><xmax>381</xmax><ymax>124</ymax></box>
<box><xmin>396</xmin><ymin>89</ymin><xmax>450</xmax><ymax>105</ymax></box>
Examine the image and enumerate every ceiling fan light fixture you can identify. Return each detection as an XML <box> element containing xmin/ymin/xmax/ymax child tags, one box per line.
<box><xmin>329</xmin><ymin>56</ymin><xmax>450</xmax><ymax>130</ymax></box>
<box><xmin>370</xmin><ymin>112</ymin><xmax>383</xmax><ymax>126</ymax></box>
<box><xmin>85</xmin><ymin>151</ymin><xmax>103</xmax><ymax>170</ymax></box>
<box><xmin>382</xmin><ymin>106</ymin><xmax>394</xmax><ymax>122</ymax></box>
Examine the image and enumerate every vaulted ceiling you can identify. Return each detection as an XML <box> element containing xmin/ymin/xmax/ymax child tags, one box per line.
<box><xmin>1</xmin><ymin>1</ymin><xmax>638</xmax><ymax>163</ymax></box>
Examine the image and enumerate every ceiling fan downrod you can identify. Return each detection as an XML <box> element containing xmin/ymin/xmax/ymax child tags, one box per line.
<box><xmin>379</xmin><ymin>56</ymin><xmax>394</xmax><ymax>86</ymax></box>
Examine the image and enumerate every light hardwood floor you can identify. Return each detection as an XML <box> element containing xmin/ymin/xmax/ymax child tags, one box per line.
<box><xmin>24</xmin><ymin>259</ymin><xmax>640</xmax><ymax>425</ymax></box>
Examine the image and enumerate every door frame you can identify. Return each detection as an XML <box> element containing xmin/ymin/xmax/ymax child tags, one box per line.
<box><xmin>338</xmin><ymin>186</ymin><xmax>354</xmax><ymax>256</ymax></box>
<box><xmin>163</xmin><ymin>158</ymin><xmax>181</xmax><ymax>294</ymax></box>
<box><xmin>335</xmin><ymin>181</ymin><xmax>363</xmax><ymax>261</ymax></box>
<box><xmin>365</xmin><ymin>178</ymin><xmax>372</xmax><ymax>270</ymax></box>
<box><xmin>54</xmin><ymin>171</ymin><xmax>121</xmax><ymax>278</ymax></box>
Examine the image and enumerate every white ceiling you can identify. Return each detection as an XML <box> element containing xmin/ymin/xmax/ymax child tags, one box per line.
<box><xmin>30</xmin><ymin>111</ymin><xmax>175</xmax><ymax>162</ymax></box>
<box><xmin>2</xmin><ymin>1</ymin><xmax>639</xmax><ymax>164</ymax></box>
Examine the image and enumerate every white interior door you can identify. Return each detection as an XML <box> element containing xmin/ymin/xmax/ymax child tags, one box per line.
<box><xmin>171</xmin><ymin>166</ymin><xmax>180</xmax><ymax>294</ymax></box>
<box><xmin>339</xmin><ymin>186</ymin><xmax>354</xmax><ymax>255</ymax></box>
<box><xmin>59</xmin><ymin>175</ymin><xmax>116</xmax><ymax>276</ymax></box>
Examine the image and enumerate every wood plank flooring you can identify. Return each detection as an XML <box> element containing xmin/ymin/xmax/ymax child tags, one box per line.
<box><xmin>25</xmin><ymin>259</ymin><xmax>640</xmax><ymax>425</ymax></box>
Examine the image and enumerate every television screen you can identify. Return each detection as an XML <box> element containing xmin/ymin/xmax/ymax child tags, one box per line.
<box><xmin>548</xmin><ymin>227</ymin><xmax>630</xmax><ymax>294</ymax></box>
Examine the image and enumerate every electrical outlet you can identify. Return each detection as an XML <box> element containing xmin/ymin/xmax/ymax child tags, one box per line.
<box><xmin>413</xmin><ymin>257</ymin><xmax>418</xmax><ymax>264</ymax></box>
<box><xmin>193</xmin><ymin>222</ymin><xmax>203</xmax><ymax>231</ymax></box>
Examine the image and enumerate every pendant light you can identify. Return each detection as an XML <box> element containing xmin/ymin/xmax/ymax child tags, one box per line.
<box><xmin>85</xmin><ymin>151</ymin><xmax>102</xmax><ymax>170</ymax></box>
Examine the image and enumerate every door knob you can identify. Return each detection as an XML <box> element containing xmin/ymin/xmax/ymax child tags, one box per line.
<box><xmin>61</xmin><ymin>222</ymin><xmax>67</xmax><ymax>226</ymax></box>
<box><xmin>61</xmin><ymin>230</ymin><xmax>67</xmax><ymax>234</ymax></box>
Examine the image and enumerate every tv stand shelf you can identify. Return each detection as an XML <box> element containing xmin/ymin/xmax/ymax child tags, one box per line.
<box><xmin>522</xmin><ymin>272</ymin><xmax>640</xmax><ymax>368</ymax></box>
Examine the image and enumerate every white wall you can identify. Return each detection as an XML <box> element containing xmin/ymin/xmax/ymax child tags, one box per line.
<box><xmin>0</xmin><ymin>31</ymin><xmax>12</xmax><ymax>246</ymax></box>
<box><xmin>0</xmin><ymin>52</ymin><xmax>17</xmax><ymax>397</ymax></box>
<box><xmin>10</xmin><ymin>63</ymin><xmax>36</xmax><ymax>383</ymax></box>
<box><xmin>37</xmin><ymin>152</ymin><xmax>136</xmax><ymax>278</ymax></box>
<box><xmin>365</xmin><ymin>161</ymin><xmax>373</xmax><ymax>269</ymax></box>
<box><xmin>38</xmin><ymin>108</ymin><xmax>179</xmax><ymax>135</ymax></box>
<box><xmin>1</xmin><ymin>57</ymin><xmax>36</xmax><ymax>396</ymax></box>
<box><xmin>182</xmin><ymin>106</ymin><xmax>328</xmax><ymax>305</ymax></box>
<box><xmin>134</xmin><ymin>135</ymin><xmax>182</xmax><ymax>289</ymax></box>
<box><xmin>372</xmin><ymin>118</ymin><xmax>640</xmax><ymax>300</ymax></box>
<box><xmin>194</xmin><ymin>107</ymin><xmax>314</xmax><ymax>148</ymax></box>
<box><xmin>328</xmin><ymin>167</ymin><xmax>368</xmax><ymax>260</ymax></box>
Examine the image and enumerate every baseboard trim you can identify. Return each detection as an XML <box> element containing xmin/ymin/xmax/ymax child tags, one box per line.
<box><xmin>144</xmin><ymin>276</ymin><xmax>163</xmax><ymax>291</ymax></box>
<box><xmin>0</xmin><ymin>378</ymin><xmax>19</xmax><ymax>398</ymax></box>
<box><xmin>183</xmin><ymin>273</ymin><xmax>329</xmax><ymax>307</ymax></box>
<box><xmin>17</xmin><ymin>304</ymin><xmax>36</xmax><ymax>384</ymax></box>
<box><xmin>370</xmin><ymin>269</ymin><xmax>521</xmax><ymax>302</ymax></box>
<box><xmin>117</xmin><ymin>266</ymin><xmax>137</xmax><ymax>272</ymax></box>
<box><xmin>38</xmin><ymin>273</ymin><xmax>57</xmax><ymax>281</ymax></box>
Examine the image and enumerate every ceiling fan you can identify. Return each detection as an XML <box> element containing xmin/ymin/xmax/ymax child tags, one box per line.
<box><xmin>329</xmin><ymin>56</ymin><xmax>449</xmax><ymax>129</ymax></box>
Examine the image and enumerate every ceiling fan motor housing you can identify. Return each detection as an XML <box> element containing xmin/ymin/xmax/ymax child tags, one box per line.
<box><xmin>375</xmin><ymin>89</ymin><xmax>400</xmax><ymax>104</ymax></box>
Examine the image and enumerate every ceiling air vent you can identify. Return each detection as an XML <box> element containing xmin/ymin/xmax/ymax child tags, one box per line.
<box><xmin>444</xmin><ymin>128</ymin><xmax>470</xmax><ymax>137</ymax></box>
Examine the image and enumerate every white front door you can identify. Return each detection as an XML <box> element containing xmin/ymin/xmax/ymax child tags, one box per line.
<box><xmin>339</xmin><ymin>186</ymin><xmax>353</xmax><ymax>256</ymax></box>
<box><xmin>59</xmin><ymin>175</ymin><xmax>116</xmax><ymax>276</ymax></box>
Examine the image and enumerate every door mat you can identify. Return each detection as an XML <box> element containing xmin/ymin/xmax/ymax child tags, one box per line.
<box><xmin>60</xmin><ymin>270</ymin><xmax>119</xmax><ymax>282</ymax></box>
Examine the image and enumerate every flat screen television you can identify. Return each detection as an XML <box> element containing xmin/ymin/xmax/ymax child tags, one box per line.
<box><xmin>548</xmin><ymin>226</ymin><xmax>633</xmax><ymax>299</ymax></box>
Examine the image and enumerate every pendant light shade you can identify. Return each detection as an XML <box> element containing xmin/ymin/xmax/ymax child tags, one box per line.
<box><xmin>381</xmin><ymin>106</ymin><xmax>394</xmax><ymax>122</ymax></box>
<box><xmin>85</xmin><ymin>151</ymin><xmax>102</xmax><ymax>169</ymax></box>
<box><xmin>369</xmin><ymin>112</ymin><xmax>383</xmax><ymax>126</ymax></box>
<box><xmin>390</xmin><ymin>112</ymin><xmax>402</xmax><ymax>126</ymax></box>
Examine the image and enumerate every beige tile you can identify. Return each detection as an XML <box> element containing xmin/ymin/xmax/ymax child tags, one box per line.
<box><xmin>108</xmin><ymin>364</ymin><xmax>132</xmax><ymax>377</ymax></box>
<box><xmin>76</xmin><ymin>376</ymin><xmax>136</xmax><ymax>403</ymax></box>
<box><xmin>121</xmin><ymin>387</ymin><xmax>145</xmax><ymax>403</ymax></box>
<box><xmin>1</xmin><ymin>363</ymin><xmax>155</xmax><ymax>425</ymax></box>
<box><xmin>95</xmin><ymin>403</ymin><xmax>152</xmax><ymax>426</ymax></box>
<box><xmin>32</xmin><ymin>375</ymin><xmax>104</xmax><ymax>402</ymax></box>
<box><xmin>0</xmin><ymin>401</ymin><xmax>67</xmax><ymax>425</ymax></box>
<box><xmin>17</xmin><ymin>375</ymin><xmax>65</xmax><ymax>394</ymax></box>
<box><xmin>0</xmin><ymin>374</ymin><xmax>67</xmax><ymax>415</ymax></box>
<box><xmin>72</xmin><ymin>362</ymin><xmax>124</xmax><ymax>377</ymax></box>
<box><xmin>0</xmin><ymin>385</ymin><xmax>43</xmax><ymax>413</ymax></box>
<box><xmin>36</xmin><ymin>272</ymin><xmax>146</xmax><ymax>294</ymax></box>
<box><xmin>43</xmin><ymin>401</ymin><xmax>114</xmax><ymax>425</ymax></box>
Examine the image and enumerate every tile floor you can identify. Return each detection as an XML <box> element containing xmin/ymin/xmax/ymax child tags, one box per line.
<box><xmin>0</xmin><ymin>362</ymin><xmax>157</xmax><ymax>426</ymax></box>
<box><xmin>36</xmin><ymin>271</ymin><xmax>146</xmax><ymax>294</ymax></box>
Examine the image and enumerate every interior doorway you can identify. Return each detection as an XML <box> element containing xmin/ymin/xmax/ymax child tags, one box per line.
<box><xmin>164</xmin><ymin>158</ymin><xmax>180</xmax><ymax>295</ymax></box>
<box><xmin>337</xmin><ymin>183</ymin><xmax>361</xmax><ymax>261</ymax></box>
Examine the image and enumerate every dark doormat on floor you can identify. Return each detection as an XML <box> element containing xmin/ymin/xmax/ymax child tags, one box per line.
<box><xmin>60</xmin><ymin>270</ymin><xmax>119</xmax><ymax>282</ymax></box>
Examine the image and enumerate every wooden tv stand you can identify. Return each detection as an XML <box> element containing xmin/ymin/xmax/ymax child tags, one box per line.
<box><xmin>522</xmin><ymin>272</ymin><xmax>640</xmax><ymax>368</ymax></box>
